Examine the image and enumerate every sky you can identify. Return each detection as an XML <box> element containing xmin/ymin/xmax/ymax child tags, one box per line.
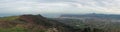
<box><xmin>0</xmin><ymin>0</ymin><xmax>120</xmax><ymax>16</ymax></box>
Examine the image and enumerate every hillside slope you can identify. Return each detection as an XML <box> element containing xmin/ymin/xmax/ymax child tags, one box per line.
<box><xmin>0</xmin><ymin>14</ymin><xmax>83</xmax><ymax>32</ymax></box>
<box><xmin>0</xmin><ymin>14</ymin><xmax>106</xmax><ymax>32</ymax></box>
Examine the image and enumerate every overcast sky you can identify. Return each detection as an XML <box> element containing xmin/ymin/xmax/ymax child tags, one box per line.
<box><xmin>0</xmin><ymin>0</ymin><xmax>120</xmax><ymax>15</ymax></box>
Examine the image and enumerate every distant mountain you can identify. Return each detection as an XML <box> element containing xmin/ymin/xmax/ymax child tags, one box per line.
<box><xmin>60</xmin><ymin>13</ymin><xmax>120</xmax><ymax>19</ymax></box>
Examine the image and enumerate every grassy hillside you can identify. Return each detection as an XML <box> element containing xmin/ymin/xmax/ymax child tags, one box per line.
<box><xmin>0</xmin><ymin>16</ymin><xmax>19</xmax><ymax>21</ymax></box>
<box><xmin>0</xmin><ymin>14</ymin><xmax>79</xmax><ymax>32</ymax></box>
<box><xmin>0</xmin><ymin>15</ymin><xmax>47</xmax><ymax>32</ymax></box>
<box><xmin>0</xmin><ymin>14</ymin><xmax>115</xmax><ymax>32</ymax></box>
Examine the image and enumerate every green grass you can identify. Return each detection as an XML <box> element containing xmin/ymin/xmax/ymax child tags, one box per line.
<box><xmin>0</xmin><ymin>26</ymin><xmax>46</xmax><ymax>32</ymax></box>
<box><xmin>0</xmin><ymin>27</ymin><xmax>27</xmax><ymax>32</ymax></box>
<box><xmin>0</xmin><ymin>16</ymin><xmax>19</xmax><ymax>21</ymax></box>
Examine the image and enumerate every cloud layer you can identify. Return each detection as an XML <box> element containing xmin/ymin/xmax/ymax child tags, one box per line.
<box><xmin>0</xmin><ymin>0</ymin><xmax>120</xmax><ymax>15</ymax></box>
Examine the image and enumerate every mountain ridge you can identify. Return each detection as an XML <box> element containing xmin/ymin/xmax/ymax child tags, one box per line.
<box><xmin>60</xmin><ymin>13</ymin><xmax>120</xmax><ymax>19</ymax></box>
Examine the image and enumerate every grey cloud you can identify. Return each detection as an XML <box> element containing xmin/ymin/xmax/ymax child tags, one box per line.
<box><xmin>0</xmin><ymin>0</ymin><xmax>120</xmax><ymax>16</ymax></box>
